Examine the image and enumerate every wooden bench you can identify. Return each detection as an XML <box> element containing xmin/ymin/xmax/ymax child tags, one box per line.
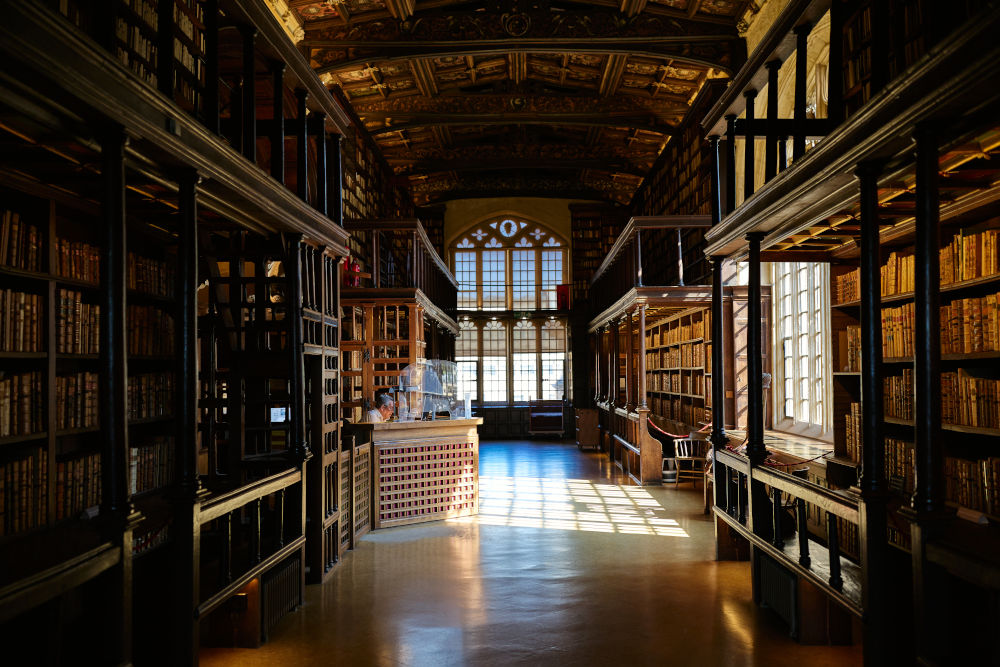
<box><xmin>528</xmin><ymin>400</ymin><xmax>564</xmax><ymax>436</ymax></box>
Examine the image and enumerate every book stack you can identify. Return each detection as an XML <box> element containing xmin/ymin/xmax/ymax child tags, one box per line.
<box><xmin>55</xmin><ymin>452</ymin><xmax>101</xmax><ymax>520</ymax></box>
<box><xmin>943</xmin><ymin>456</ymin><xmax>1000</xmax><ymax>515</ymax></box>
<box><xmin>881</xmin><ymin>303</ymin><xmax>915</xmax><ymax>358</ymax></box>
<box><xmin>0</xmin><ymin>289</ymin><xmax>43</xmax><ymax>352</ymax></box>
<box><xmin>881</xmin><ymin>251</ymin><xmax>915</xmax><ymax>297</ymax></box>
<box><xmin>132</xmin><ymin>523</ymin><xmax>171</xmax><ymax>556</ymax></box>
<box><xmin>55</xmin><ymin>372</ymin><xmax>99</xmax><ymax>430</ymax></box>
<box><xmin>127</xmin><ymin>252</ymin><xmax>175</xmax><ymax>298</ymax></box>
<box><xmin>0</xmin><ymin>447</ymin><xmax>48</xmax><ymax>535</ymax></box>
<box><xmin>127</xmin><ymin>305</ymin><xmax>175</xmax><ymax>356</ymax></box>
<box><xmin>844</xmin><ymin>325</ymin><xmax>861</xmax><ymax>371</ymax></box>
<box><xmin>57</xmin><ymin>289</ymin><xmax>100</xmax><ymax>354</ymax></box>
<box><xmin>941</xmin><ymin>370</ymin><xmax>1000</xmax><ymax>429</ymax></box>
<box><xmin>0</xmin><ymin>371</ymin><xmax>44</xmax><ymax>437</ymax></box>
<box><xmin>55</xmin><ymin>237</ymin><xmax>100</xmax><ymax>284</ymax></box>
<box><xmin>0</xmin><ymin>209</ymin><xmax>42</xmax><ymax>272</ymax></box>
<box><xmin>885</xmin><ymin>438</ymin><xmax>915</xmax><ymax>495</ymax></box>
<box><xmin>940</xmin><ymin>228</ymin><xmax>1000</xmax><ymax>284</ymax></box>
<box><xmin>940</xmin><ymin>292</ymin><xmax>1000</xmax><ymax>354</ymax></box>
<box><xmin>127</xmin><ymin>372</ymin><xmax>175</xmax><ymax>422</ymax></box>
<box><xmin>834</xmin><ymin>268</ymin><xmax>860</xmax><ymax>304</ymax></box>
<box><xmin>845</xmin><ymin>401</ymin><xmax>861</xmax><ymax>463</ymax></box>
<box><xmin>883</xmin><ymin>369</ymin><xmax>914</xmax><ymax>420</ymax></box>
<box><xmin>129</xmin><ymin>436</ymin><xmax>175</xmax><ymax>495</ymax></box>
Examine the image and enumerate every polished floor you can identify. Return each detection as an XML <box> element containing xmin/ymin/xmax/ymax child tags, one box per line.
<box><xmin>201</xmin><ymin>441</ymin><xmax>862</xmax><ymax>666</ymax></box>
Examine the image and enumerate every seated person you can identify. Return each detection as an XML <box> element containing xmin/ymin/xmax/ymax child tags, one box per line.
<box><xmin>365</xmin><ymin>394</ymin><xmax>395</xmax><ymax>423</ymax></box>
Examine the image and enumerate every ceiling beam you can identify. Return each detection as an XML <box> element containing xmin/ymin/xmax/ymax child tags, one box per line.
<box><xmin>599</xmin><ymin>54</ymin><xmax>628</xmax><ymax>97</ymax></box>
<box><xmin>392</xmin><ymin>158</ymin><xmax>649</xmax><ymax>178</ymax></box>
<box><xmin>620</xmin><ymin>0</ymin><xmax>648</xmax><ymax>18</ymax></box>
<box><xmin>365</xmin><ymin>114</ymin><xmax>675</xmax><ymax>135</ymax></box>
<box><xmin>409</xmin><ymin>58</ymin><xmax>438</xmax><ymax>97</ymax></box>
<box><xmin>383</xmin><ymin>0</ymin><xmax>415</xmax><ymax>20</ymax></box>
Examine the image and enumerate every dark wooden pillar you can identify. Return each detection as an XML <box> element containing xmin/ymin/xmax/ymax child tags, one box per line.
<box><xmin>203</xmin><ymin>0</ymin><xmax>220</xmax><ymax>135</ymax></box>
<box><xmin>827</xmin><ymin>0</ymin><xmax>844</xmax><ymax>125</ymax></box>
<box><xmin>611</xmin><ymin>319</ymin><xmax>620</xmax><ymax>408</ymax></box>
<box><xmin>595</xmin><ymin>326</ymin><xmax>603</xmax><ymax>404</ymax></box>
<box><xmin>637</xmin><ymin>306</ymin><xmax>647</xmax><ymax>410</ymax></box>
<box><xmin>725</xmin><ymin>115</ymin><xmax>737</xmax><ymax>214</ymax></box>
<box><xmin>710</xmin><ymin>257</ymin><xmax>726</xmax><ymax>452</ymax></box>
<box><xmin>909</xmin><ymin>121</ymin><xmax>946</xmax><ymax>667</ymax></box>
<box><xmin>172</xmin><ymin>169</ymin><xmax>206</xmax><ymax>666</ymax></box>
<box><xmin>285</xmin><ymin>233</ymin><xmax>309</xmax><ymax>460</ymax></box>
<box><xmin>743</xmin><ymin>90</ymin><xmax>757</xmax><ymax>201</ymax></box>
<box><xmin>312</xmin><ymin>113</ymin><xmax>328</xmax><ymax>216</ymax></box>
<box><xmin>295</xmin><ymin>89</ymin><xmax>309</xmax><ymax>203</ymax></box>
<box><xmin>157</xmin><ymin>0</ymin><xmax>175</xmax><ymax>99</ymax></box>
<box><xmin>625</xmin><ymin>310</ymin><xmax>635</xmax><ymax>411</ymax></box>
<box><xmin>330</xmin><ymin>134</ymin><xmax>344</xmax><ymax>226</ymax></box>
<box><xmin>240</xmin><ymin>25</ymin><xmax>257</xmax><ymax>163</ymax></box>
<box><xmin>765</xmin><ymin>60</ymin><xmax>781</xmax><ymax>182</ymax></box>
<box><xmin>793</xmin><ymin>23</ymin><xmax>811</xmax><ymax>159</ymax></box>
<box><xmin>745</xmin><ymin>232</ymin><xmax>765</xmax><ymax>462</ymax></box>
<box><xmin>270</xmin><ymin>62</ymin><xmax>285</xmax><ymax>183</ymax></box>
<box><xmin>856</xmin><ymin>161</ymin><xmax>890</xmax><ymax>666</ymax></box>
<box><xmin>99</xmin><ymin>125</ymin><xmax>133</xmax><ymax>666</ymax></box>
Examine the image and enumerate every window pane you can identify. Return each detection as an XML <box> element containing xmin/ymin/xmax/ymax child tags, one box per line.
<box><xmin>512</xmin><ymin>353</ymin><xmax>537</xmax><ymax>402</ymax></box>
<box><xmin>481</xmin><ymin>250</ymin><xmax>506</xmax><ymax>310</ymax></box>
<box><xmin>482</xmin><ymin>321</ymin><xmax>507</xmax><ymax>402</ymax></box>
<box><xmin>512</xmin><ymin>250</ymin><xmax>536</xmax><ymax>310</ymax></box>
<box><xmin>540</xmin><ymin>250</ymin><xmax>563</xmax><ymax>309</ymax></box>
<box><xmin>455</xmin><ymin>251</ymin><xmax>477</xmax><ymax>309</ymax></box>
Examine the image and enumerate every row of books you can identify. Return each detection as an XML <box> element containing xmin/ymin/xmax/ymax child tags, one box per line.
<box><xmin>843</xmin><ymin>325</ymin><xmax>862</xmax><ymax>372</ymax></box>
<box><xmin>941</xmin><ymin>292</ymin><xmax>1000</xmax><ymax>354</ymax></box>
<box><xmin>883</xmin><ymin>369</ymin><xmax>914</xmax><ymax>421</ymax></box>
<box><xmin>0</xmin><ymin>372</ymin><xmax>44</xmax><ymax>437</ymax></box>
<box><xmin>882</xmin><ymin>367</ymin><xmax>1000</xmax><ymax>430</ymax></box>
<box><xmin>130</xmin><ymin>436</ymin><xmax>174</xmax><ymax>496</ymax></box>
<box><xmin>945</xmin><ymin>456</ymin><xmax>1000</xmax><ymax>517</ymax></box>
<box><xmin>127</xmin><ymin>251</ymin><xmax>175</xmax><ymax>298</ymax></box>
<box><xmin>128</xmin><ymin>372</ymin><xmax>174</xmax><ymax>422</ymax></box>
<box><xmin>56</xmin><ymin>372</ymin><xmax>99</xmax><ymax>431</ymax></box>
<box><xmin>57</xmin><ymin>289</ymin><xmax>100</xmax><ymax>355</ymax></box>
<box><xmin>1</xmin><ymin>209</ymin><xmax>42</xmax><ymax>272</ymax></box>
<box><xmin>55</xmin><ymin>237</ymin><xmax>100</xmax><ymax>285</ymax></box>
<box><xmin>941</xmin><ymin>370</ymin><xmax>1000</xmax><ymax>430</ymax></box>
<box><xmin>845</xmin><ymin>401</ymin><xmax>861</xmax><ymax>463</ymax></box>
<box><xmin>885</xmin><ymin>437</ymin><xmax>915</xmax><ymax>496</ymax></box>
<box><xmin>647</xmin><ymin>319</ymin><xmax>707</xmax><ymax>347</ymax></box>
<box><xmin>833</xmin><ymin>228</ymin><xmax>1000</xmax><ymax>305</ymax></box>
<box><xmin>0</xmin><ymin>289</ymin><xmax>43</xmax><ymax>352</ymax></box>
<box><xmin>0</xmin><ymin>447</ymin><xmax>47</xmax><ymax>535</ymax></box>
<box><xmin>882</xmin><ymin>303</ymin><xmax>914</xmax><ymax>358</ymax></box>
<box><xmin>133</xmin><ymin>522</ymin><xmax>170</xmax><ymax>556</ymax></box>
<box><xmin>56</xmin><ymin>452</ymin><xmax>102</xmax><ymax>521</ymax></box>
<box><xmin>127</xmin><ymin>305</ymin><xmax>175</xmax><ymax>356</ymax></box>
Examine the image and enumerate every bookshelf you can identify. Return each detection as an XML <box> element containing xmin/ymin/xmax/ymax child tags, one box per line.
<box><xmin>300</xmin><ymin>240</ymin><xmax>342</xmax><ymax>583</ymax></box>
<box><xmin>645</xmin><ymin>308</ymin><xmax>711</xmax><ymax>433</ymax></box>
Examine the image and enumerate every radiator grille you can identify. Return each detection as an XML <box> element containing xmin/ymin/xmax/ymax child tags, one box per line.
<box><xmin>758</xmin><ymin>552</ymin><xmax>798</xmax><ymax>638</ymax></box>
<box><xmin>261</xmin><ymin>556</ymin><xmax>301</xmax><ymax>642</ymax></box>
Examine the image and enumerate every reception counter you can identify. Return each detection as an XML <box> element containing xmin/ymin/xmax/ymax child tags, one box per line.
<box><xmin>348</xmin><ymin>418</ymin><xmax>482</xmax><ymax>529</ymax></box>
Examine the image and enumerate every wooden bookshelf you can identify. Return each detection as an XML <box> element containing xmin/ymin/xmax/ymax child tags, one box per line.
<box><xmin>645</xmin><ymin>308</ymin><xmax>711</xmax><ymax>433</ymax></box>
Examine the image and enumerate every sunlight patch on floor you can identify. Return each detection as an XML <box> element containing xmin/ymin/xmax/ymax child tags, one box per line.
<box><xmin>448</xmin><ymin>476</ymin><xmax>690</xmax><ymax>537</ymax></box>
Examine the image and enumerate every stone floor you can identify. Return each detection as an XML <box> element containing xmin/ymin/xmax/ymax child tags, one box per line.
<box><xmin>201</xmin><ymin>440</ymin><xmax>863</xmax><ymax>666</ymax></box>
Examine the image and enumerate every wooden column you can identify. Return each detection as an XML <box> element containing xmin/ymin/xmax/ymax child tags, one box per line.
<box><xmin>330</xmin><ymin>134</ymin><xmax>344</xmax><ymax>226</ymax></box>
<box><xmin>241</xmin><ymin>25</ymin><xmax>257</xmax><ymax>163</ymax></box>
<box><xmin>285</xmin><ymin>233</ymin><xmax>309</xmax><ymax>460</ymax></box>
<box><xmin>597</xmin><ymin>326</ymin><xmax>606</xmax><ymax>403</ymax></box>
<box><xmin>765</xmin><ymin>60</ymin><xmax>781</xmax><ymax>182</ymax></box>
<box><xmin>295</xmin><ymin>89</ymin><xmax>309</xmax><ymax>203</ymax></box>
<box><xmin>270</xmin><ymin>62</ymin><xmax>285</xmax><ymax>183</ymax></box>
<box><xmin>710</xmin><ymin>260</ymin><xmax>726</xmax><ymax>451</ymax></box>
<box><xmin>910</xmin><ymin>121</ymin><xmax>945</xmax><ymax>667</ymax></box>
<box><xmin>745</xmin><ymin>232</ymin><xmax>765</xmax><ymax>463</ymax></box>
<box><xmin>638</xmin><ymin>306</ymin><xmax>647</xmax><ymax>410</ymax></box>
<box><xmin>793</xmin><ymin>23</ymin><xmax>811</xmax><ymax>159</ymax></box>
<box><xmin>203</xmin><ymin>0</ymin><xmax>220</xmax><ymax>135</ymax></box>
<box><xmin>156</xmin><ymin>0</ymin><xmax>175</xmax><ymax>99</ymax></box>
<box><xmin>725</xmin><ymin>114</ymin><xmax>737</xmax><ymax>214</ymax></box>
<box><xmin>827</xmin><ymin>0</ymin><xmax>844</xmax><ymax>125</ymax></box>
<box><xmin>911</xmin><ymin>124</ymin><xmax>943</xmax><ymax>514</ymax></box>
<box><xmin>625</xmin><ymin>310</ymin><xmax>635</xmax><ymax>411</ymax></box>
<box><xmin>172</xmin><ymin>169</ymin><xmax>206</xmax><ymax>666</ymax></box>
<box><xmin>312</xmin><ymin>113</ymin><xmax>328</xmax><ymax>216</ymax></box>
<box><xmin>743</xmin><ymin>90</ymin><xmax>757</xmax><ymax>201</ymax></box>
<box><xmin>99</xmin><ymin>125</ymin><xmax>133</xmax><ymax>666</ymax></box>
<box><xmin>610</xmin><ymin>319</ymin><xmax>620</xmax><ymax>407</ymax></box>
<box><xmin>857</xmin><ymin>161</ymin><xmax>890</xmax><ymax>666</ymax></box>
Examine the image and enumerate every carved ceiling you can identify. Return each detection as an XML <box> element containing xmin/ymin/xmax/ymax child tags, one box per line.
<box><xmin>284</xmin><ymin>0</ymin><xmax>748</xmax><ymax>206</ymax></box>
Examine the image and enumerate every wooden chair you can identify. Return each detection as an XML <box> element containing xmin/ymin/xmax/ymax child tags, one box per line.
<box><xmin>671</xmin><ymin>438</ymin><xmax>708</xmax><ymax>488</ymax></box>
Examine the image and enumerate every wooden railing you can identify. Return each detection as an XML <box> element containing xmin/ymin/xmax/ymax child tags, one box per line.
<box><xmin>590</xmin><ymin>215</ymin><xmax>711</xmax><ymax>314</ymax></box>
<box><xmin>713</xmin><ymin>448</ymin><xmax>862</xmax><ymax>612</ymax></box>
<box><xmin>344</xmin><ymin>219</ymin><xmax>458</xmax><ymax>315</ymax></box>
<box><xmin>595</xmin><ymin>403</ymin><xmax>661</xmax><ymax>485</ymax></box>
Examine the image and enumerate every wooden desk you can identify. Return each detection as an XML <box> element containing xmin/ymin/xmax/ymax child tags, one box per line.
<box><xmin>368</xmin><ymin>418</ymin><xmax>482</xmax><ymax>529</ymax></box>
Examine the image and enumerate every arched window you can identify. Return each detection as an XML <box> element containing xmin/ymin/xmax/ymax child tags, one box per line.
<box><xmin>450</xmin><ymin>218</ymin><xmax>567</xmax><ymax>311</ymax></box>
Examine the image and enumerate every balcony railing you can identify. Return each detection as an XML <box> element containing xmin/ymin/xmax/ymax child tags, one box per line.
<box><xmin>589</xmin><ymin>215</ymin><xmax>711</xmax><ymax>314</ymax></box>
<box><xmin>344</xmin><ymin>219</ymin><xmax>458</xmax><ymax>315</ymax></box>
